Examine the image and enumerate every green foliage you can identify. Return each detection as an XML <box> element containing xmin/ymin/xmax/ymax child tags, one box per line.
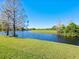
<box><xmin>60</xmin><ymin>24</ymin><xmax>65</xmax><ymax>33</ymax></box>
<box><xmin>59</xmin><ymin>22</ymin><xmax>79</xmax><ymax>39</ymax></box>
<box><xmin>29</xmin><ymin>28</ymin><xmax>36</xmax><ymax>30</ymax></box>
<box><xmin>67</xmin><ymin>22</ymin><xmax>77</xmax><ymax>32</ymax></box>
<box><xmin>52</xmin><ymin>25</ymin><xmax>57</xmax><ymax>30</ymax></box>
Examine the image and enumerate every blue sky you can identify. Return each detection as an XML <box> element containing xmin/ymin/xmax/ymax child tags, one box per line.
<box><xmin>1</xmin><ymin>0</ymin><xmax>79</xmax><ymax>28</ymax></box>
<box><xmin>22</xmin><ymin>0</ymin><xmax>79</xmax><ymax>28</ymax></box>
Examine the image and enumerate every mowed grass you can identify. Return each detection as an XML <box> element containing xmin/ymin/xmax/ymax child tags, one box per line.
<box><xmin>32</xmin><ymin>30</ymin><xmax>57</xmax><ymax>34</ymax></box>
<box><xmin>0</xmin><ymin>36</ymin><xmax>79</xmax><ymax>59</ymax></box>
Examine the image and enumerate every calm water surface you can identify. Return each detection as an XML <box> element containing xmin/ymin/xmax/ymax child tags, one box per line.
<box><xmin>0</xmin><ymin>31</ymin><xmax>79</xmax><ymax>45</ymax></box>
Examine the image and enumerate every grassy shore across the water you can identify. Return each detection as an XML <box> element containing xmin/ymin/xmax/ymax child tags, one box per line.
<box><xmin>32</xmin><ymin>30</ymin><xmax>57</xmax><ymax>34</ymax></box>
<box><xmin>0</xmin><ymin>36</ymin><xmax>79</xmax><ymax>59</ymax></box>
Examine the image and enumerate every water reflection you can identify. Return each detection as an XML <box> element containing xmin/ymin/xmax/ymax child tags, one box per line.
<box><xmin>0</xmin><ymin>31</ymin><xmax>79</xmax><ymax>46</ymax></box>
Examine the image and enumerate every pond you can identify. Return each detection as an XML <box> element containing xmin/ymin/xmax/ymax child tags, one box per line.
<box><xmin>0</xmin><ymin>31</ymin><xmax>79</xmax><ymax>45</ymax></box>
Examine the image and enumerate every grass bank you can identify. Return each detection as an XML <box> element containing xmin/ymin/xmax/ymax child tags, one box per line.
<box><xmin>32</xmin><ymin>30</ymin><xmax>57</xmax><ymax>34</ymax></box>
<box><xmin>0</xmin><ymin>36</ymin><xmax>79</xmax><ymax>59</ymax></box>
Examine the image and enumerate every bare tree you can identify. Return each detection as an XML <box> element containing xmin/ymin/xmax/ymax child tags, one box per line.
<box><xmin>1</xmin><ymin>0</ymin><xmax>27</xmax><ymax>37</ymax></box>
<box><xmin>56</xmin><ymin>19</ymin><xmax>62</xmax><ymax>35</ymax></box>
<box><xmin>0</xmin><ymin>8</ymin><xmax>11</xmax><ymax>35</ymax></box>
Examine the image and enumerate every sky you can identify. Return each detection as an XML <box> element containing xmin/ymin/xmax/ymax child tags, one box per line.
<box><xmin>1</xmin><ymin>0</ymin><xmax>79</xmax><ymax>28</ymax></box>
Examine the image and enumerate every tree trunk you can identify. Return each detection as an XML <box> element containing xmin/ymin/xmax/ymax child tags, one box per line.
<box><xmin>6</xmin><ymin>25</ymin><xmax>9</xmax><ymax>36</ymax></box>
<box><xmin>6</xmin><ymin>16</ymin><xmax>10</xmax><ymax>36</ymax></box>
<box><xmin>13</xmin><ymin>10</ymin><xmax>16</xmax><ymax>37</ymax></box>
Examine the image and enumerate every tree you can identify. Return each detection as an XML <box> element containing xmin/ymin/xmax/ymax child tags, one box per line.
<box><xmin>1</xmin><ymin>0</ymin><xmax>27</xmax><ymax>37</ymax></box>
<box><xmin>52</xmin><ymin>25</ymin><xmax>56</xmax><ymax>30</ymax></box>
<box><xmin>66</xmin><ymin>22</ymin><xmax>77</xmax><ymax>33</ymax></box>
<box><xmin>60</xmin><ymin>24</ymin><xmax>65</xmax><ymax>33</ymax></box>
<box><xmin>60</xmin><ymin>22</ymin><xmax>79</xmax><ymax>38</ymax></box>
<box><xmin>56</xmin><ymin>20</ymin><xmax>62</xmax><ymax>35</ymax></box>
<box><xmin>0</xmin><ymin>4</ymin><xmax>11</xmax><ymax>35</ymax></box>
<box><xmin>26</xmin><ymin>20</ymin><xmax>29</xmax><ymax>30</ymax></box>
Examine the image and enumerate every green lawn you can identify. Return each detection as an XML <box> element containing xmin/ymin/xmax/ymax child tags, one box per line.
<box><xmin>32</xmin><ymin>30</ymin><xmax>57</xmax><ymax>34</ymax></box>
<box><xmin>0</xmin><ymin>36</ymin><xmax>79</xmax><ymax>59</ymax></box>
